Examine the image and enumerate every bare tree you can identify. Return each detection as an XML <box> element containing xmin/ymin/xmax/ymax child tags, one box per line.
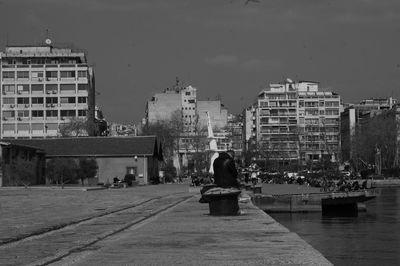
<box><xmin>352</xmin><ymin>110</ymin><xmax>397</xmax><ymax>172</ymax></box>
<box><xmin>47</xmin><ymin>158</ymin><xmax>78</xmax><ymax>188</ymax></box>
<box><xmin>141</xmin><ymin>121</ymin><xmax>175</xmax><ymax>160</ymax></box>
<box><xmin>12</xmin><ymin>159</ymin><xmax>36</xmax><ymax>188</ymax></box>
<box><xmin>59</xmin><ymin>117</ymin><xmax>89</xmax><ymax>137</ymax></box>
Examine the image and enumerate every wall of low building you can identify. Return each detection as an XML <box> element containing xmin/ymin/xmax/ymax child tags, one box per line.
<box><xmin>0</xmin><ymin>145</ymin><xmax>45</xmax><ymax>186</ymax></box>
<box><xmin>96</xmin><ymin>156</ymin><xmax>148</xmax><ymax>185</ymax></box>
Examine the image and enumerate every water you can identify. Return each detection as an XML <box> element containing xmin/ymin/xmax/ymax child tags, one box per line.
<box><xmin>270</xmin><ymin>187</ymin><xmax>400</xmax><ymax>266</ymax></box>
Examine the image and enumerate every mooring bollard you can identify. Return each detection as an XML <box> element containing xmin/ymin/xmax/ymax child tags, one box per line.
<box><xmin>203</xmin><ymin>188</ymin><xmax>241</xmax><ymax>216</ymax></box>
<box><xmin>252</xmin><ymin>185</ymin><xmax>262</xmax><ymax>194</ymax></box>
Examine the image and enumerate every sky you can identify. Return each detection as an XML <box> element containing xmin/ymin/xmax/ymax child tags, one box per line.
<box><xmin>1</xmin><ymin>0</ymin><xmax>400</xmax><ymax>123</ymax></box>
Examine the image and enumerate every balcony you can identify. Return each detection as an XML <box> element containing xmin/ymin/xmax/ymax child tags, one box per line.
<box><xmin>2</xmin><ymin>104</ymin><xmax>15</xmax><ymax>109</ymax></box>
<box><xmin>60</xmin><ymin>103</ymin><xmax>76</xmax><ymax>108</ymax></box>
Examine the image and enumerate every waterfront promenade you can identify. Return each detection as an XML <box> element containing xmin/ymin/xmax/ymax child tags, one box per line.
<box><xmin>0</xmin><ymin>184</ymin><xmax>331</xmax><ymax>265</ymax></box>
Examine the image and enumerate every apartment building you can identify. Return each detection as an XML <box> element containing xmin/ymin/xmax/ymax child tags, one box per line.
<box><xmin>0</xmin><ymin>41</ymin><xmax>95</xmax><ymax>138</ymax></box>
<box><xmin>249</xmin><ymin>80</ymin><xmax>341</xmax><ymax>166</ymax></box>
<box><xmin>297</xmin><ymin>83</ymin><xmax>341</xmax><ymax>163</ymax></box>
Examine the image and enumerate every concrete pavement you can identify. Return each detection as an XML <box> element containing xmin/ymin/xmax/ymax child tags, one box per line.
<box><xmin>0</xmin><ymin>184</ymin><xmax>331</xmax><ymax>265</ymax></box>
<box><xmin>53</xmin><ymin>196</ymin><xmax>331</xmax><ymax>265</ymax></box>
<box><xmin>0</xmin><ymin>184</ymin><xmax>188</xmax><ymax>245</ymax></box>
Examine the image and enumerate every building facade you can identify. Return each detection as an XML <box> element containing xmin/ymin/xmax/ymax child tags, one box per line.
<box><xmin>4</xmin><ymin>136</ymin><xmax>162</xmax><ymax>186</ymax></box>
<box><xmin>248</xmin><ymin>80</ymin><xmax>342</xmax><ymax>166</ymax></box>
<box><xmin>109</xmin><ymin>122</ymin><xmax>137</xmax><ymax>136</ymax></box>
<box><xmin>0</xmin><ymin>42</ymin><xmax>95</xmax><ymax>138</ymax></box>
<box><xmin>340</xmin><ymin>97</ymin><xmax>399</xmax><ymax>166</ymax></box>
<box><xmin>145</xmin><ymin>81</ymin><xmax>231</xmax><ymax>173</ymax></box>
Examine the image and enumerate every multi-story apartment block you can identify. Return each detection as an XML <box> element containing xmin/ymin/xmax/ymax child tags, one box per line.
<box><xmin>249</xmin><ymin>79</ymin><xmax>341</xmax><ymax>166</ymax></box>
<box><xmin>0</xmin><ymin>41</ymin><xmax>95</xmax><ymax>138</ymax></box>
<box><xmin>226</xmin><ymin>114</ymin><xmax>242</xmax><ymax>149</ymax></box>
<box><xmin>297</xmin><ymin>84</ymin><xmax>341</xmax><ymax>163</ymax></box>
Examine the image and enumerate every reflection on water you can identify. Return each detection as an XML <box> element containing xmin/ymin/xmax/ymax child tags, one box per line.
<box><xmin>269</xmin><ymin>188</ymin><xmax>400</xmax><ymax>266</ymax></box>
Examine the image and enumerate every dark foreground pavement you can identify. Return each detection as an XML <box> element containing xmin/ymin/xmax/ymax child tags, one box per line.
<box><xmin>0</xmin><ymin>184</ymin><xmax>331</xmax><ymax>266</ymax></box>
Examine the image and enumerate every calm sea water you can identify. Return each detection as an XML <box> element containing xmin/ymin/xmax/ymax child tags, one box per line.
<box><xmin>270</xmin><ymin>187</ymin><xmax>400</xmax><ymax>266</ymax></box>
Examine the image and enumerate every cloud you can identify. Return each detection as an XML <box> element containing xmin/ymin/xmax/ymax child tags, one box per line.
<box><xmin>204</xmin><ymin>54</ymin><xmax>239</xmax><ymax>66</ymax></box>
<box><xmin>241</xmin><ymin>58</ymin><xmax>283</xmax><ymax>72</ymax></box>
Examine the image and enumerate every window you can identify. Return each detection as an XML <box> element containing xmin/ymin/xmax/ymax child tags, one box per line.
<box><xmin>2</xmin><ymin>124</ymin><xmax>15</xmax><ymax>133</ymax></box>
<box><xmin>17</xmin><ymin>124</ymin><xmax>30</xmax><ymax>131</ymax></box>
<box><xmin>325</xmin><ymin>101</ymin><xmax>339</xmax><ymax>107</ymax></box>
<box><xmin>60</xmin><ymin>84</ymin><xmax>75</xmax><ymax>93</ymax></box>
<box><xmin>32</xmin><ymin>124</ymin><xmax>44</xmax><ymax>131</ymax></box>
<box><xmin>46</xmin><ymin>123</ymin><xmax>58</xmax><ymax>130</ymax></box>
<box><xmin>46</xmin><ymin>71</ymin><xmax>58</xmax><ymax>78</ymax></box>
<box><xmin>17</xmin><ymin>110</ymin><xmax>29</xmax><ymax>118</ymax></box>
<box><xmin>326</xmin><ymin>109</ymin><xmax>339</xmax><ymax>116</ymax></box>
<box><xmin>17</xmin><ymin>71</ymin><xmax>29</xmax><ymax>79</ymax></box>
<box><xmin>32</xmin><ymin>110</ymin><xmax>44</xmax><ymax>117</ymax></box>
<box><xmin>2</xmin><ymin>71</ymin><xmax>15</xmax><ymax>79</ymax></box>
<box><xmin>126</xmin><ymin>167</ymin><xmax>137</xmax><ymax>176</ymax></box>
<box><xmin>46</xmin><ymin>84</ymin><xmax>58</xmax><ymax>94</ymax></box>
<box><xmin>3</xmin><ymin>110</ymin><xmax>15</xmax><ymax>118</ymax></box>
<box><xmin>78</xmin><ymin>71</ymin><xmax>87</xmax><ymax>78</ymax></box>
<box><xmin>3</xmin><ymin>85</ymin><xmax>15</xmax><ymax>93</ymax></box>
<box><xmin>78</xmin><ymin>110</ymin><xmax>86</xmax><ymax>117</ymax></box>
<box><xmin>31</xmin><ymin>84</ymin><xmax>44</xmax><ymax>93</ymax></box>
<box><xmin>17</xmin><ymin>85</ymin><xmax>29</xmax><ymax>93</ymax></box>
<box><xmin>3</xmin><ymin>98</ymin><xmax>15</xmax><ymax>104</ymax></box>
<box><xmin>78</xmin><ymin>84</ymin><xmax>88</xmax><ymax>91</ymax></box>
<box><xmin>60</xmin><ymin>97</ymin><xmax>76</xmax><ymax>104</ymax></box>
<box><xmin>185</xmin><ymin>92</ymin><xmax>190</xmax><ymax>96</ymax></box>
<box><xmin>17</xmin><ymin>98</ymin><xmax>29</xmax><ymax>104</ymax></box>
<box><xmin>32</xmin><ymin>97</ymin><xmax>44</xmax><ymax>104</ymax></box>
<box><xmin>78</xmin><ymin>97</ymin><xmax>87</xmax><ymax>103</ymax></box>
<box><xmin>46</xmin><ymin>97</ymin><xmax>58</xmax><ymax>104</ymax></box>
<box><xmin>260</xmin><ymin>117</ymin><xmax>269</xmax><ymax>124</ymax></box>
<box><xmin>60</xmin><ymin>110</ymin><xmax>76</xmax><ymax>117</ymax></box>
<box><xmin>46</xmin><ymin>110</ymin><xmax>58</xmax><ymax>117</ymax></box>
<box><xmin>31</xmin><ymin>71</ymin><xmax>44</xmax><ymax>79</ymax></box>
<box><xmin>60</xmin><ymin>71</ymin><xmax>75</xmax><ymax>78</ymax></box>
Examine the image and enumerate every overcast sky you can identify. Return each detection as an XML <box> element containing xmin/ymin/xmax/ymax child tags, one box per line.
<box><xmin>1</xmin><ymin>0</ymin><xmax>400</xmax><ymax>123</ymax></box>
